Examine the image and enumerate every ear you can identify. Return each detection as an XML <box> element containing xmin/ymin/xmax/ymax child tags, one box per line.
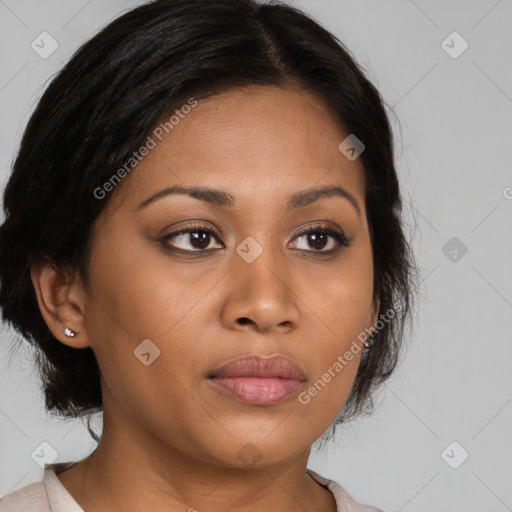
<box><xmin>30</xmin><ymin>258</ymin><xmax>90</xmax><ymax>349</ymax></box>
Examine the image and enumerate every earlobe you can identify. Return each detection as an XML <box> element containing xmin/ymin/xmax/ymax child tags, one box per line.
<box><xmin>30</xmin><ymin>259</ymin><xmax>90</xmax><ymax>349</ymax></box>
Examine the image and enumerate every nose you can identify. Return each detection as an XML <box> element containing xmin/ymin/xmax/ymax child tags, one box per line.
<box><xmin>220</xmin><ymin>242</ymin><xmax>301</xmax><ymax>334</ymax></box>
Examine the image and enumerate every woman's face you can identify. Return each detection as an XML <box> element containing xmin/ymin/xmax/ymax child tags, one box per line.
<box><xmin>78</xmin><ymin>85</ymin><xmax>377</xmax><ymax>468</ymax></box>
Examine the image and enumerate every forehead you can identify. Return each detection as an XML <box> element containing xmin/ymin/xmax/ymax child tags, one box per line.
<box><xmin>102</xmin><ymin>85</ymin><xmax>366</xmax><ymax>217</ymax></box>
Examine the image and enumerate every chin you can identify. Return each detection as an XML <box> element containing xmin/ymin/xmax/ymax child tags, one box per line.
<box><xmin>198</xmin><ymin>433</ymin><xmax>310</xmax><ymax>470</ymax></box>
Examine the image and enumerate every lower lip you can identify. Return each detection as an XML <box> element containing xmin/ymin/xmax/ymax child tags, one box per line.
<box><xmin>208</xmin><ymin>376</ymin><xmax>303</xmax><ymax>405</ymax></box>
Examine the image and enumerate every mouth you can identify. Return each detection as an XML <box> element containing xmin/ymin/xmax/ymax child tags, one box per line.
<box><xmin>207</xmin><ymin>354</ymin><xmax>307</xmax><ymax>406</ymax></box>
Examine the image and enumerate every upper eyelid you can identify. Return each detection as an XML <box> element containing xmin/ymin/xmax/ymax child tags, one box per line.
<box><xmin>295</xmin><ymin>223</ymin><xmax>345</xmax><ymax>236</ymax></box>
<box><xmin>164</xmin><ymin>222</ymin><xmax>344</xmax><ymax>238</ymax></box>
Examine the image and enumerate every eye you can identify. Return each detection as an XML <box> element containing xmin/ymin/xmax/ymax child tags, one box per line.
<box><xmin>161</xmin><ymin>223</ymin><xmax>224</xmax><ymax>252</ymax></box>
<box><xmin>290</xmin><ymin>224</ymin><xmax>351</xmax><ymax>254</ymax></box>
<box><xmin>160</xmin><ymin>222</ymin><xmax>351</xmax><ymax>255</ymax></box>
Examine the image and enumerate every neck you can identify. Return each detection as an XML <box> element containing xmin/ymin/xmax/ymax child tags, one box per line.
<box><xmin>56</xmin><ymin>396</ymin><xmax>337</xmax><ymax>512</ymax></box>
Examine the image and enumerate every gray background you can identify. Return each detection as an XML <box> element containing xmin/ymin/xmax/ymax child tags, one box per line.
<box><xmin>1</xmin><ymin>1</ymin><xmax>511</xmax><ymax>511</ymax></box>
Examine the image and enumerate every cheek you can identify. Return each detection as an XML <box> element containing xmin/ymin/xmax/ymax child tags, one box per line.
<box><xmin>295</xmin><ymin>283</ymin><xmax>368</xmax><ymax>427</ymax></box>
<box><xmin>311</xmin><ymin>247</ymin><xmax>374</xmax><ymax>344</ymax></box>
<box><xmin>83</xmin><ymin>238</ymin><xmax>216</xmax><ymax>387</ymax></box>
<box><xmin>298</xmin><ymin>248</ymin><xmax>373</xmax><ymax>408</ymax></box>
<box><xmin>85</xmin><ymin>236</ymin><xmax>196</xmax><ymax>333</ymax></box>
<box><xmin>82</xmin><ymin>254</ymin><xmax>211</xmax><ymax>436</ymax></box>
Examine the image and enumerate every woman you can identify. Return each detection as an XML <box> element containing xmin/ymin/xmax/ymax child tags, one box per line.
<box><xmin>0</xmin><ymin>0</ymin><xmax>417</xmax><ymax>510</ymax></box>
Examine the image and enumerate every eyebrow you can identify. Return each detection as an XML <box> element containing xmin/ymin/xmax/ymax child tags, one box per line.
<box><xmin>136</xmin><ymin>184</ymin><xmax>361</xmax><ymax>219</ymax></box>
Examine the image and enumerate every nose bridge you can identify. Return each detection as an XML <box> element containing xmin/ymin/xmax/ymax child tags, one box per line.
<box><xmin>236</xmin><ymin>232</ymin><xmax>289</xmax><ymax>299</ymax></box>
<box><xmin>223</xmin><ymin>231</ymin><xmax>300</xmax><ymax>331</ymax></box>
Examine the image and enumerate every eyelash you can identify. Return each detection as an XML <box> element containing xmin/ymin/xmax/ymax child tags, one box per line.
<box><xmin>160</xmin><ymin>222</ymin><xmax>351</xmax><ymax>256</ymax></box>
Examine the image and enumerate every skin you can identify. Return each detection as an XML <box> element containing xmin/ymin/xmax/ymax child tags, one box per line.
<box><xmin>31</xmin><ymin>85</ymin><xmax>378</xmax><ymax>512</ymax></box>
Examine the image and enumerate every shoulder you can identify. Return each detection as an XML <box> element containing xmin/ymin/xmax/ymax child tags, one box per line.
<box><xmin>0</xmin><ymin>478</ymin><xmax>49</xmax><ymax>511</ymax></box>
<box><xmin>307</xmin><ymin>468</ymin><xmax>389</xmax><ymax>512</ymax></box>
<box><xmin>0</xmin><ymin>462</ymin><xmax>81</xmax><ymax>512</ymax></box>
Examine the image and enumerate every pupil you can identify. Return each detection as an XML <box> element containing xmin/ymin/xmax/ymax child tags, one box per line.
<box><xmin>309</xmin><ymin>232</ymin><xmax>327</xmax><ymax>250</ymax></box>
<box><xmin>191</xmin><ymin>231</ymin><xmax>209</xmax><ymax>249</ymax></box>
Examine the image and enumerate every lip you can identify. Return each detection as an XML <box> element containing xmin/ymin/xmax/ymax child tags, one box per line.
<box><xmin>208</xmin><ymin>355</ymin><xmax>307</xmax><ymax>406</ymax></box>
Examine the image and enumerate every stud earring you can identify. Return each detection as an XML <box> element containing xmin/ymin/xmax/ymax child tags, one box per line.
<box><xmin>63</xmin><ymin>327</ymin><xmax>77</xmax><ymax>337</ymax></box>
<box><xmin>362</xmin><ymin>331</ymin><xmax>377</xmax><ymax>351</ymax></box>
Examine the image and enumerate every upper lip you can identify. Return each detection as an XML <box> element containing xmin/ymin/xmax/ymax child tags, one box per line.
<box><xmin>208</xmin><ymin>354</ymin><xmax>307</xmax><ymax>381</ymax></box>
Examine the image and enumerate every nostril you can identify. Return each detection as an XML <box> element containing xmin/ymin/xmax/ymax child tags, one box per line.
<box><xmin>237</xmin><ymin>317</ymin><xmax>251</xmax><ymax>325</ymax></box>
